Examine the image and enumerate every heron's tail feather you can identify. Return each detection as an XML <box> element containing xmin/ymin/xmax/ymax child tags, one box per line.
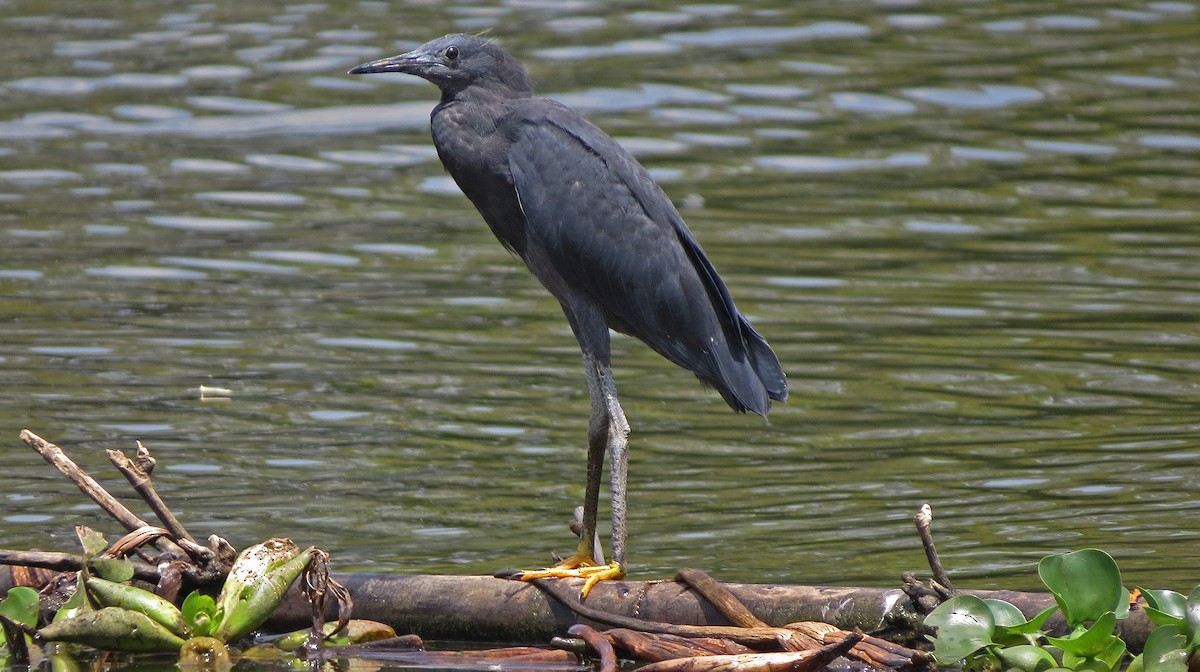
<box><xmin>742</xmin><ymin>317</ymin><xmax>787</xmax><ymax>404</ymax></box>
<box><xmin>701</xmin><ymin>316</ymin><xmax>787</xmax><ymax>418</ymax></box>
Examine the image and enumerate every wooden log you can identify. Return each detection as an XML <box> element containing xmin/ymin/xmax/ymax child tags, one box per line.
<box><xmin>259</xmin><ymin>573</ymin><xmax>1153</xmax><ymax>650</ymax></box>
<box><xmin>0</xmin><ymin>568</ymin><xmax>1156</xmax><ymax>651</ymax></box>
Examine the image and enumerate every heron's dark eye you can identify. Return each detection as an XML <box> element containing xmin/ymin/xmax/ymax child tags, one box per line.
<box><xmin>444</xmin><ymin>46</ymin><xmax>459</xmax><ymax>61</ymax></box>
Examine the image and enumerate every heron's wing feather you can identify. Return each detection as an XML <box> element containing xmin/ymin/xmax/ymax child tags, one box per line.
<box><xmin>507</xmin><ymin>100</ymin><xmax>781</xmax><ymax>412</ymax></box>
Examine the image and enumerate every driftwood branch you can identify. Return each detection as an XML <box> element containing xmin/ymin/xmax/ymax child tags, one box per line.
<box><xmin>0</xmin><ymin>549</ymin><xmax>160</xmax><ymax>582</ymax></box>
<box><xmin>913</xmin><ymin>505</ymin><xmax>954</xmax><ymax>595</ymax></box>
<box><xmin>107</xmin><ymin>444</ymin><xmax>194</xmax><ymax>543</ymax></box>
<box><xmin>677</xmin><ymin>567</ymin><xmax>769</xmax><ymax>628</ymax></box>
<box><xmin>13</xmin><ymin>430</ymin><xmax>233</xmax><ymax>590</ymax></box>
<box><xmin>254</xmin><ymin>573</ymin><xmax>1155</xmax><ymax>652</ymax></box>
<box><xmin>19</xmin><ymin>430</ymin><xmax>186</xmax><ymax>559</ymax></box>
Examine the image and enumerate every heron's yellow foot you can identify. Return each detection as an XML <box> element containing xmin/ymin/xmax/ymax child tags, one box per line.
<box><xmin>513</xmin><ymin>554</ymin><xmax>625</xmax><ymax>598</ymax></box>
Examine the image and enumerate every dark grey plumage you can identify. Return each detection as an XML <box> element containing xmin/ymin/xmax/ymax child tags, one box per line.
<box><xmin>351</xmin><ymin>35</ymin><xmax>786</xmax><ymax>590</ymax></box>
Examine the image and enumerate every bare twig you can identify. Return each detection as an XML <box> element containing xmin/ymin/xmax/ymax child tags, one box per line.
<box><xmin>635</xmin><ymin>631</ymin><xmax>862</xmax><ymax>672</ymax></box>
<box><xmin>19</xmin><ymin>430</ymin><xmax>186</xmax><ymax>559</ymax></box>
<box><xmin>108</xmin><ymin>444</ymin><xmax>195</xmax><ymax>543</ymax></box>
<box><xmin>531</xmin><ymin>578</ymin><xmax>793</xmax><ymax>647</ymax></box>
<box><xmin>913</xmin><ymin>504</ymin><xmax>955</xmax><ymax>595</ymax></box>
<box><xmin>105</xmin><ymin>525</ymin><xmax>173</xmax><ymax>558</ymax></box>
<box><xmin>0</xmin><ymin>549</ymin><xmax>160</xmax><ymax>582</ymax></box>
<box><xmin>568</xmin><ymin>624</ymin><xmax>618</xmax><ymax>672</ymax></box>
<box><xmin>676</xmin><ymin>568</ymin><xmax>768</xmax><ymax>629</ymax></box>
<box><xmin>0</xmin><ymin>614</ymin><xmax>31</xmax><ymax>665</ymax></box>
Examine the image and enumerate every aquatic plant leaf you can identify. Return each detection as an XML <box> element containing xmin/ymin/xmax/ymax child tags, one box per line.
<box><xmin>37</xmin><ymin>606</ymin><xmax>186</xmax><ymax>652</ymax></box>
<box><xmin>91</xmin><ymin>557</ymin><xmax>135</xmax><ymax>583</ymax></box>
<box><xmin>213</xmin><ymin>539</ymin><xmax>312</xmax><ymax>643</ymax></box>
<box><xmin>1185</xmin><ymin>585</ymin><xmax>1200</xmax><ymax>646</ymax></box>
<box><xmin>1140</xmin><ymin>624</ymin><xmax>1188</xmax><ymax>672</ymax></box>
<box><xmin>0</xmin><ymin>587</ymin><xmax>39</xmax><ymax>630</ymax></box>
<box><xmin>183</xmin><ymin>591</ymin><xmax>218</xmax><ymax>638</ymax></box>
<box><xmin>984</xmin><ymin>598</ymin><xmax>1028</xmax><ymax>627</ymax></box>
<box><xmin>76</xmin><ymin>526</ymin><xmax>108</xmax><ymax>558</ymax></box>
<box><xmin>1141</xmin><ymin>589</ymin><xmax>1187</xmax><ymax>628</ymax></box>
<box><xmin>924</xmin><ymin>594</ymin><xmax>996</xmax><ymax>664</ymax></box>
<box><xmin>52</xmin><ymin>582</ymin><xmax>90</xmax><ymax>624</ymax></box>
<box><xmin>996</xmin><ymin>644</ymin><xmax>1057</xmax><ymax>672</ymax></box>
<box><xmin>1048</xmin><ymin>611</ymin><xmax>1118</xmax><ymax>657</ymax></box>
<box><xmin>85</xmin><ymin>577</ymin><xmax>189</xmax><ymax>638</ymax></box>
<box><xmin>1038</xmin><ymin>549</ymin><xmax>1123</xmax><ymax>627</ymax></box>
<box><xmin>995</xmin><ymin>605</ymin><xmax>1059</xmax><ymax>646</ymax></box>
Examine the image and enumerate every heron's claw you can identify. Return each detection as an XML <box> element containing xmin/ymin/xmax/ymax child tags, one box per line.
<box><xmin>507</xmin><ymin>555</ymin><xmax>625</xmax><ymax>598</ymax></box>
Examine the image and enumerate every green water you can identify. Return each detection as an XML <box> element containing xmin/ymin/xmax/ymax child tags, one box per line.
<box><xmin>1</xmin><ymin>1</ymin><xmax>1199</xmax><ymax>603</ymax></box>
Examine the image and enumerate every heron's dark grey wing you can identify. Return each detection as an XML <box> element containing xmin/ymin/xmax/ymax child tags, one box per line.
<box><xmin>507</xmin><ymin>100</ymin><xmax>785</xmax><ymax>413</ymax></box>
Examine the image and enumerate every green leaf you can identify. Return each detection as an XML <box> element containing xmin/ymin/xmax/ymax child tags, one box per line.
<box><xmin>1038</xmin><ymin>549</ymin><xmax>1123</xmax><ymax>627</ymax></box>
<box><xmin>995</xmin><ymin>608</ymin><xmax>1059</xmax><ymax>648</ymax></box>
<box><xmin>985</xmin><ymin>599</ymin><xmax>1029</xmax><ymax>627</ymax></box>
<box><xmin>1141</xmin><ymin>624</ymin><xmax>1188</xmax><ymax>672</ymax></box>
<box><xmin>1114</xmin><ymin>587</ymin><xmax>1131</xmax><ymax>621</ymax></box>
<box><xmin>962</xmin><ymin>649</ymin><xmax>1005</xmax><ymax>672</ymax></box>
<box><xmin>1184</xmin><ymin>585</ymin><xmax>1200</xmax><ymax>644</ymax></box>
<box><xmin>52</xmin><ymin>582</ymin><xmax>90</xmax><ymax>624</ymax></box>
<box><xmin>91</xmin><ymin>557</ymin><xmax>134</xmax><ymax>583</ymax></box>
<box><xmin>75</xmin><ymin>526</ymin><xmax>108</xmax><ymax>558</ymax></box>
<box><xmin>1142</xmin><ymin>589</ymin><xmax>1187</xmax><ymax>621</ymax></box>
<box><xmin>37</xmin><ymin>606</ymin><xmax>186</xmax><ymax>652</ymax></box>
<box><xmin>1094</xmin><ymin>634</ymin><xmax>1128</xmax><ymax>671</ymax></box>
<box><xmin>0</xmin><ymin>587</ymin><xmax>40</xmax><ymax>630</ymax></box>
<box><xmin>182</xmin><ymin>591</ymin><xmax>218</xmax><ymax>638</ymax></box>
<box><xmin>925</xmin><ymin>594</ymin><xmax>997</xmax><ymax>664</ymax></box>
<box><xmin>213</xmin><ymin>540</ymin><xmax>312</xmax><ymax>643</ymax></box>
<box><xmin>1047</xmin><ymin>612</ymin><xmax>1118</xmax><ymax>657</ymax></box>
<box><xmin>1145</xmin><ymin>607</ymin><xmax>1187</xmax><ymax>630</ymax></box>
<box><xmin>996</xmin><ymin>644</ymin><xmax>1058</xmax><ymax>672</ymax></box>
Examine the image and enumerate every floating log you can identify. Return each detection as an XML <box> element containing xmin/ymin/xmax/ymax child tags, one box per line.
<box><xmin>261</xmin><ymin>573</ymin><xmax>1154</xmax><ymax>650</ymax></box>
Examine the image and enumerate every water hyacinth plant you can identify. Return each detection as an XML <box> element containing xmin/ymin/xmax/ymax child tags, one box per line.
<box><xmin>37</xmin><ymin>538</ymin><xmax>315</xmax><ymax>654</ymax></box>
<box><xmin>923</xmin><ymin>549</ymin><xmax>1200</xmax><ymax>672</ymax></box>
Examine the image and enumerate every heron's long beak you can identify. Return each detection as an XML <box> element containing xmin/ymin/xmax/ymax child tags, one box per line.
<box><xmin>348</xmin><ymin>51</ymin><xmax>433</xmax><ymax>75</ymax></box>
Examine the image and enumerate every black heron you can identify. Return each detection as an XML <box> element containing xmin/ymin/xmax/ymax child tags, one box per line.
<box><xmin>350</xmin><ymin>34</ymin><xmax>787</xmax><ymax>596</ymax></box>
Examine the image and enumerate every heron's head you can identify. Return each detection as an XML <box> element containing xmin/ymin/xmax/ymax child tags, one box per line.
<box><xmin>349</xmin><ymin>34</ymin><xmax>533</xmax><ymax>100</ymax></box>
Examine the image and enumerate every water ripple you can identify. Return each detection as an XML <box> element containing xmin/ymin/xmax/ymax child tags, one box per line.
<box><xmin>1138</xmin><ymin>134</ymin><xmax>1200</xmax><ymax>151</ymax></box>
<box><xmin>316</xmin><ymin>337</ymin><xmax>417</xmax><ymax>350</ymax></box>
<box><xmin>902</xmin><ymin>85</ymin><xmax>1045</xmax><ymax>109</ymax></box>
<box><xmin>6</xmin><ymin>77</ymin><xmax>97</xmax><ymax>95</ymax></box>
<box><xmin>245</xmin><ymin>153</ymin><xmax>341</xmax><ymax>172</ymax></box>
<box><xmin>187</xmin><ymin>96</ymin><xmax>293</xmax><ymax>113</ymax></box>
<box><xmin>0</xmin><ymin>169</ymin><xmax>81</xmax><ymax>184</ymax></box>
<box><xmin>318</xmin><ymin>150</ymin><xmax>430</xmax><ymax>166</ymax></box>
<box><xmin>158</xmin><ymin>256</ymin><xmax>298</xmax><ymax>276</ymax></box>
<box><xmin>171</xmin><ymin>158</ymin><xmax>250</xmax><ymax>173</ymax></box>
<box><xmin>85</xmin><ymin>265</ymin><xmax>208</xmax><ymax>280</ymax></box>
<box><xmin>533</xmin><ymin>39</ymin><xmax>681</xmax><ymax>60</ymax></box>
<box><xmin>354</xmin><ymin>243</ymin><xmax>437</xmax><ymax>256</ymax></box>
<box><xmin>250</xmin><ymin>250</ymin><xmax>359</xmax><ymax>266</ymax></box>
<box><xmin>194</xmin><ymin>191</ymin><xmax>307</xmax><ymax>206</ymax></box>
<box><xmin>830</xmin><ymin>92</ymin><xmax>916</xmax><ymax>115</ymax></box>
<box><xmin>664</xmin><ymin>22</ymin><xmax>871</xmax><ymax>47</ymax></box>
<box><xmin>147</xmin><ymin>215</ymin><xmax>271</xmax><ymax>231</ymax></box>
<box><xmin>755</xmin><ymin>151</ymin><xmax>930</xmax><ymax>173</ymax></box>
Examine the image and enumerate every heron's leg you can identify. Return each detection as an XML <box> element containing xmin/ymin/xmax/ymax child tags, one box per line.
<box><xmin>500</xmin><ymin>306</ymin><xmax>626</xmax><ymax>597</ymax></box>
<box><xmin>512</xmin><ymin>353</ymin><xmax>628</xmax><ymax>596</ymax></box>
<box><xmin>592</xmin><ymin>357</ymin><xmax>630</xmax><ymax>569</ymax></box>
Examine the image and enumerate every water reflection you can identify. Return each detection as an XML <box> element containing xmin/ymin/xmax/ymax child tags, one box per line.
<box><xmin>0</xmin><ymin>0</ymin><xmax>1199</xmax><ymax>599</ymax></box>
